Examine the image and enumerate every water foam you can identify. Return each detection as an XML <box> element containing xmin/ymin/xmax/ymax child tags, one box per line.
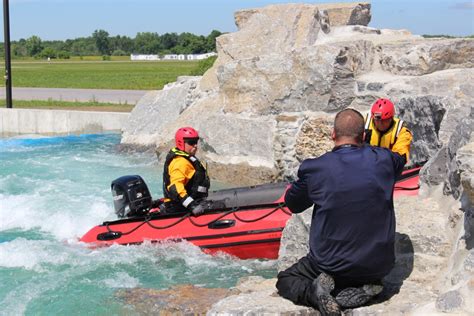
<box><xmin>102</xmin><ymin>272</ymin><xmax>140</xmax><ymax>289</ymax></box>
<box><xmin>0</xmin><ymin>133</ymin><xmax>277</xmax><ymax>314</ymax></box>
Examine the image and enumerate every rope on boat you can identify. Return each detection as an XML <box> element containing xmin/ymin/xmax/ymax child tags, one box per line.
<box><xmin>394</xmin><ymin>185</ymin><xmax>420</xmax><ymax>191</ymax></box>
<box><xmin>104</xmin><ymin>203</ymin><xmax>290</xmax><ymax>236</ymax></box>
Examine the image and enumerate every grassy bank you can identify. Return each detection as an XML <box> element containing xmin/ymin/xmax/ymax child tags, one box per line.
<box><xmin>1</xmin><ymin>59</ymin><xmax>199</xmax><ymax>90</ymax></box>
<box><xmin>1</xmin><ymin>99</ymin><xmax>134</xmax><ymax>112</ymax></box>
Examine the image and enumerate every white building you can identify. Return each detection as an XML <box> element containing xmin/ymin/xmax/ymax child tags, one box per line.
<box><xmin>186</xmin><ymin>52</ymin><xmax>217</xmax><ymax>60</ymax></box>
<box><xmin>130</xmin><ymin>54</ymin><xmax>160</xmax><ymax>61</ymax></box>
<box><xmin>131</xmin><ymin>52</ymin><xmax>217</xmax><ymax>61</ymax></box>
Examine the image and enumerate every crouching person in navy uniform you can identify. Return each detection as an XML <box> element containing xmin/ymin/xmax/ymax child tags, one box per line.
<box><xmin>162</xmin><ymin>126</ymin><xmax>210</xmax><ymax>216</ymax></box>
<box><xmin>276</xmin><ymin>109</ymin><xmax>406</xmax><ymax>315</ymax></box>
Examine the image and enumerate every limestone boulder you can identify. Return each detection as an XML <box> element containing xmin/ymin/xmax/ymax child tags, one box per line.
<box><xmin>216</xmin><ymin>39</ymin><xmax>377</xmax><ymax>115</ymax></box>
<box><xmin>456</xmin><ymin>138</ymin><xmax>474</xmax><ymax>248</ymax></box>
<box><xmin>121</xmin><ymin>76</ymin><xmax>203</xmax><ymax>146</ymax></box>
<box><xmin>234</xmin><ymin>3</ymin><xmax>371</xmax><ymax>32</ymax></box>
<box><xmin>122</xmin><ymin>3</ymin><xmax>473</xmax><ymax>185</ymax></box>
<box><xmin>379</xmin><ymin>39</ymin><xmax>474</xmax><ymax>76</ymax></box>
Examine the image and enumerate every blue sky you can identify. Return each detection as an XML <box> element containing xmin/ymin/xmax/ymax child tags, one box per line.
<box><xmin>2</xmin><ymin>0</ymin><xmax>473</xmax><ymax>41</ymax></box>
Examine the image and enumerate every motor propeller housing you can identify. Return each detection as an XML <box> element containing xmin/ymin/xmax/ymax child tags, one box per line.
<box><xmin>111</xmin><ymin>175</ymin><xmax>153</xmax><ymax>218</ymax></box>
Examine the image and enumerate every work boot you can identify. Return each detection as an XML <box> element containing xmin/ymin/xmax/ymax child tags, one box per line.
<box><xmin>335</xmin><ymin>284</ymin><xmax>384</xmax><ymax>308</ymax></box>
<box><xmin>312</xmin><ymin>273</ymin><xmax>341</xmax><ymax>316</ymax></box>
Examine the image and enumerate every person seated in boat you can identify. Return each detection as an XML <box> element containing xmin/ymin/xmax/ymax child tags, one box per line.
<box><xmin>161</xmin><ymin>126</ymin><xmax>210</xmax><ymax>216</ymax></box>
<box><xmin>276</xmin><ymin>108</ymin><xmax>406</xmax><ymax>315</ymax></box>
<box><xmin>364</xmin><ymin>98</ymin><xmax>413</xmax><ymax>163</ymax></box>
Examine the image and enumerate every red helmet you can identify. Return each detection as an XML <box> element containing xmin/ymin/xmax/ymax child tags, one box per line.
<box><xmin>175</xmin><ymin>127</ymin><xmax>199</xmax><ymax>151</ymax></box>
<box><xmin>371</xmin><ymin>98</ymin><xmax>395</xmax><ymax>120</ymax></box>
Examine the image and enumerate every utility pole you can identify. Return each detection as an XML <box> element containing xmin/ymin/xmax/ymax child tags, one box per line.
<box><xmin>3</xmin><ymin>0</ymin><xmax>12</xmax><ymax>108</ymax></box>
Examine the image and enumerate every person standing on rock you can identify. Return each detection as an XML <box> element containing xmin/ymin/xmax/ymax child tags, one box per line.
<box><xmin>364</xmin><ymin>98</ymin><xmax>413</xmax><ymax>163</ymax></box>
<box><xmin>276</xmin><ymin>109</ymin><xmax>406</xmax><ymax>315</ymax></box>
<box><xmin>161</xmin><ymin>126</ymin><xmax>210</xmax><ymax>215</ymax></box>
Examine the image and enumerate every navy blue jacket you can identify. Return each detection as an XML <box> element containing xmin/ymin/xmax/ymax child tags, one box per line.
<box><xmin>285</xmin><ymin>144</ymin><xmax>405</xmax><ymax>281</ymax></box>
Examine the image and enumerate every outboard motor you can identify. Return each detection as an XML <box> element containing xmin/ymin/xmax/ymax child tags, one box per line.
<box><xmin>111</xmin><ymin>175</ymin><xmax>152</xmax><ymax>218</ymax></box>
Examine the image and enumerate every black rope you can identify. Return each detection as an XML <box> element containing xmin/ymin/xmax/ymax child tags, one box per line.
<box><xmin>394</xmin><ymin>185</ymin><xmax>420</xmax><ymax>191</ymax></box>
<box><xmin>145</xmin><ymin>213</ymin><xmax>191</xmax><ymax>229</ymax></box>
<box><xmin>187</xmin><ymin>208</ymin><xmax>237</xmax><ymax>227</ymax></box>
<box><xmin>105</xmin><ymin>220</ymin><xmax>147</xmax><ymax>236</ymax></box>
<box><xmin>233</xmin><ymin>204</ymin><xmax>290</xmax><ymax>222</ymax></box>
<box><xmin>103</xmin><ymin>203</ymin><xmax>290</xmax><ymax>236</ymax></box>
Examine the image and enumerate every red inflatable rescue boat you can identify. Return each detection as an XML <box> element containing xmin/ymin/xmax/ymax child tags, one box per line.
<box><xmin>80</xmin><ymin>166</ymin><xmax>422</xmax><ymax>259</ymax></box>
<box><xmin>81</xmin><ymin>182</ymin><xmax>292</xmax><ymax>259</ymax></box>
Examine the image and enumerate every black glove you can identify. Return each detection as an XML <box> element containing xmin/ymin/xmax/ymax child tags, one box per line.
<box><xmin>189</xmin><ymin>201</ymin><xmax>205</xmax><ymax>216</ymax></box>
<box><xmin>151</xmin><ymin>199</ymin><xmax>163</xmax><ymax>209</ymax></box>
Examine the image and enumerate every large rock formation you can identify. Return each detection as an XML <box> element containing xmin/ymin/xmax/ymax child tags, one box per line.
<box><xmin>120</xmin><ymin>2</ymin><xmax>474</xmax><ymax>315</ymax></box>
<box><xmin>122</xmin><ymin>2</ymin><xmax>473</xmax><ymax>187</ymax></box>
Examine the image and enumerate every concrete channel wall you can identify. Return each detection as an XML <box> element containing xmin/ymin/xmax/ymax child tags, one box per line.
<box><xmin>0</xmin><ymin>108</ymin><xmax>130</xmax><ymax>136</ymax></box>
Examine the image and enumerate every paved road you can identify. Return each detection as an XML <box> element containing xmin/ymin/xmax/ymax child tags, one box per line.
<box><xmin>0</xmin><ymin>87</ymin><xmax>150</xmax><ymax>104</ymax></box>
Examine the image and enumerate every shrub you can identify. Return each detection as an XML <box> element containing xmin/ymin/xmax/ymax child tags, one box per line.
<box><xmin>57</xmin><ymin>51</ymin><xmax>70</xmax><ymax>59</ymax></box>
<box><xmin>112</xmin><ymin>49</ymin><xmax>126</xmax><ymax>56</ymax></box>
<box><xmin>38</xmin><ymin>47</ymin><xmax>57</xmax><ymax>59</ymax></box>
<box><xmin>190</xmin><ymin>55</ymin><xmax>217</xmax><ymax>76</ymax></box>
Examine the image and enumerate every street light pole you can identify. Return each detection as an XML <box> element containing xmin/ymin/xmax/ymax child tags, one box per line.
<box><xmin>3</xmin><ymin>0</ymin><xmax>12</xmax><ymax>108</ymax></box>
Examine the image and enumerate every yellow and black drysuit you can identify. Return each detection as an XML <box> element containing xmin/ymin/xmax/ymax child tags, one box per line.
<box><xmin>162</xmin><ymin>148</ymin><xmax>210</xmax><ymax>212</ymax></box>
<box><xmin>364</xmin><ymin>115</ymin><xmax>413</xmax><ymax>161</ymax></box>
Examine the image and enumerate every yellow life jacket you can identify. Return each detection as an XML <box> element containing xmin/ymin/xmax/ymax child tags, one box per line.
<box><xmin>364</xmin><ymin>115</ymin><xmax>405</xmax><ymax>149</ymax></box>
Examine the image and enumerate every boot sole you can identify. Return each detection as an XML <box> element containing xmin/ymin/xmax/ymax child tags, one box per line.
<box><xmin>315</xmin><ymin>273</ymin><xmax>341</xmax><ymax>316</ymax></box>
<box><xmin>336</xmin><ymin>285</ymin><xmax>384</xmax><ymax>308</ymax></box>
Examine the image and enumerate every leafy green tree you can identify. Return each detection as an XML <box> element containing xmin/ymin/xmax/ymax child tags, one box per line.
<box><xmin>134</xmin><ymin>32</ymin><xmax>162</xmax><ymax>54</ymax></box>
<box><xmin>110</xmin><ymin>35</ymin><xmax>134</xmax><ymax>54</ymax></box>
<box><xmin>175</xmin><ymin>32</ymin><xmax>207</xmax><ymax>54</ymax></box>
<box><xmin>112</xmin><ymin>49</ymin><xmax>127</xmax><ymax>56</ymax></box>
<box><xmin>70</xmin><ymin>37</ymin><xmax>97</xmax><ymax>55</ymax></box>
<box><xmin>57</xmin><ymin>50</ymin><xmax>70</xmax><ymax>59</ymax></box>
<box><xmin>38</xmin><ymin>47</ymin><xmax>57</xmax><ymax>59</ymax></box>
<box><xmin>206</xmin><ymin>30</ymin><xmax>222</xmax><ymax>52</ymax></box>
<box><xmin>5</xmin><ymin>29</ymin><xmax>221</xmax><ymax>58</ymax></box>
<box><xmin>160</xmin><ymin>32</ymin><xmax>178</xmax><ymax>50</ymax></box>
<box><xmin>12</xmin><ymin>39</ymin><xmax>28</xmax><ymax>57</ymax></box>
<box><xmin>26</xmin><ymin>35</ymin><xmax>43</xmax><ymax>56</ymax></box>
<box><xmin>93</xmin><ymin>29</ymin><xmax>110</xmax><ymax>55</ymax></box>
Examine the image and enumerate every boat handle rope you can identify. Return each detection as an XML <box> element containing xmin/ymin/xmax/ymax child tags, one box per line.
<box><xmin>232</xmin><ymin>203</ymin><xmax>291</xmax><ymax>223</ymax></box>
<box><xmin>394</xmin><ymin>184</ymin><xmax>420</xmax><ymax>191</ymax></box>
<box><xmin>104</xmin><ymin>203</ymin><xmax>291</xmax><ymax>236</ymax></box>
<box><xmin>105</xmin><ymin>220</ymin><xmax>147</xmax><ymax>236</ymax></box>
<box><xmin>187</xmin><ymin>208</ymin><xmax>239</xmax><ymax>227</ymax></box>
<box><xmin>105</xmin><ymin>213</ymin><xmax>192</xmax><ymax>235</ymax></box>
<box><xmin>187</xmin><ymin>203</ymin><xmax>291</xmax><ymax>227</ymax></box>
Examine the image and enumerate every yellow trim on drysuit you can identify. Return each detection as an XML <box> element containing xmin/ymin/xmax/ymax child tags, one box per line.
<box><xmin>164</xmin><ymin>156</ymin><xmax>196</xmax><ymax>203</ymax></box>
<box><xmin>365</xmin><ymin>116</ymin><xmax>413</xmax><ymax>160</ymax></box>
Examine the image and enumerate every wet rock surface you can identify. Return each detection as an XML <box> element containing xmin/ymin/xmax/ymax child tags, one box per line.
<box><xmin>116</xmin><ymin>285</ymin><xmax>232</xmax><ymax>315</ymax></box>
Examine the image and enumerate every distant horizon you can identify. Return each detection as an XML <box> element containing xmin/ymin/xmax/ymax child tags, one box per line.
<box><xmin>2</xmin><ymin>0</ymin><xmax>473</xmax><ymax>41</ymax></box>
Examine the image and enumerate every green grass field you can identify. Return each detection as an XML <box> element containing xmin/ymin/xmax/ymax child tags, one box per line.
<box><xmin>0</xmin><ymin>59</ymin><xmax>200</xmax><ymax>90</ymax></box>
<box><xmin>1</xmin><ymin>99</ymin><xmax>134</xmax><ymax>112</ymax></box>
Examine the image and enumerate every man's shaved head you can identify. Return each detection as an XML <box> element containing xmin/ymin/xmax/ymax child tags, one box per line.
<box><xmin>334</xmin><ymin>109</ymin><xmax>365</xmax><ymax>143</ymax></box>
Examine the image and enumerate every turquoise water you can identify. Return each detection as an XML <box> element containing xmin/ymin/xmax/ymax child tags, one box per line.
<box><xmin>0</xmin><ymin>134</ymin><xmax>276</xmax><ymax>315</ymax></box>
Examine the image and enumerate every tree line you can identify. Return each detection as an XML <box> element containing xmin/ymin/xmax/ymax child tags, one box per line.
<box><xmin>0</xmin><ymin>29</ymin><xmax>223</xmax><ymax>59</ymax></box>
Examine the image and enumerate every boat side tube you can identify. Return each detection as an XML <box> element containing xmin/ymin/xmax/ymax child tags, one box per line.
<box><xmin>206</xmin><ymin>182</ymin><xmax>289</xmax><ymax>211</ymax></box>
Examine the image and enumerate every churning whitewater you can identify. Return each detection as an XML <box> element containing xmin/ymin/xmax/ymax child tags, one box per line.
<box><xmin>0</xmin><ymin>134</ymin><xmax>276</xmax><ymax>315</ymax></box>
